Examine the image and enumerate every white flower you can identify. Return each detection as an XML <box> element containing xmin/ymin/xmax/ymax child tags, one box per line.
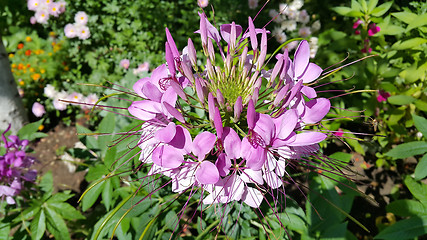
<box><xmin>289</xmin><ymin>0</ymin><xmax>304</xmax><ymax>11</ymax></box>
<box><xmin>34</xmin><ymin>9</ymin><xmax>49</xmax><ymax>24</ymax></box>
<box><xmin>76</xmin><ymin>25</ymin><xmax>90</xmax><ymax>40</ymax></box>
<box><xmin>311</xmin><ymin>20</ymin><xmax>321</xmax><ymax>32</ymax></box>
<box><xmin>44</xmin><ymin>84</ymin><xmax>57</xmax><ymax>98</ymax></box>
<box><xmin>27</xmin><ymin>0</ymin><xmax>40</xmax><ymax>11</ymax></box>
<box><xmin>32</xmin><ymin>102</ymin><xmax>45</xmax><ymax>117</ymax></box>
<box><xmin>273</xmin><ymin>28</ymin><xmax>287</xmax><ymax>44</ymax></box>
<box><xmin>74</xmin><ymin>11</ymin><xmax>88</xmax><ymax>25</ymax></box>
<box><xmin>299</xmin><ymin>27</ymin><xmax>312</xmax><ymax>38</ymax></box>
<box><xmin>64</xmin><ymin>23</ymin><xmax>77</xmax><ymax>38</ymax></box>
<box><xmin>299</xmin><ymin>9</ymin><xmax>310</xmax><ymax>24</ymax></box>
<box><xmin>53</xmin><ymin>91</ymin><xmax>68</xmax><ymax>111</ymax></box>
<box><xmin>281</xmin><ymin>20</ymin><xmax>297</xmax><ymax>31</ymax></box>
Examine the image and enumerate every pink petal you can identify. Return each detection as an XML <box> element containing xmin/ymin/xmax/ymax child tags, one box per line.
<box><xmin>128</xmin><ymin>101</ymin><xmax>160</xmax><ymax>121</ymax></box>
<box><xmin>234</xmin><ymin>96</ymin><xmax>243</xmax><ymax>121</ymax></box>
<box><xmin>288</xmin><ymin>132</ymin><xmax>327</xmax><ymax>146</ymax></box>
<box><xmin>192</xmin><ymin>132</ymin><xmax>216</xmax><ymax>160</ymax></box>
<box><xmin>222</xmin><ymin>127</ymin><xmax>241</xmax><ymax>159</ymax></box>
<box><xmin>220</xmin><ymin>23</ymin><xmax>242</xmax><ymax>44</ymax></box>
<box><xmin>155</xmin><ymin>122</ymin><xmax>176</xmax><ymax>143</ymax></box>
<box><xmin>301</xmin><ymin>85</ymin><xmax>317</xmax><ymax>98</ymax></box>
<box><xmin>301</xmin><ymin>63</ymin><xmax>322</xmax><ymax>83</ymax></box>
<box><xmin>253</xmin><ymin>114</ymin><xmax>275</xmax><ymax>145</ymax></box>
<box><xmin>142</xmin><ymin>81</ymin><xmax>162</xmax><ymax>102</ymax></box>
<box><xmin>241</xmin><ymin>137</ymin><xmax>266</xmax><ymax>170</ymax></box>
<box><xmin>133</xmin><ymin>77</ymin><xmax>150</xmax><ymax>98</ymax></box>
<box><xmin>163</xmin><ymin>102</ymin><xmax>185</xmax><ymax>123</ymax></box>
<box><xmin>196</xmin><ymin>161</ymin><xmax>220</xmax><ymax>185</ymax></box>
<box><xmin>165</xmin><ymin>27</ymin><xmax>180</xmax><ymax>59</ymax></box>
<box><xmin>169</xmin><ymin>125</ymin><xmax>193</xmax><ymax>154</ymax></box>
<box><xmin>242</xmin><ymin>187</ymin><xmax>263</xmax><ymax>208</ymax></box>
<box><xmin>248</xmin><ymin>17</ymin><xmax>258</xmax><ymax>50</ymax></box>
<box><xmin>302</xmin><ymin>98</ymin><xmax>330</xmax><ymax>124</ymax></box>
<box><xmin>275</xmin><ymin>109</ymin><xmax>298</xmax><ymax>140</ymax></box>
<box><xmin>294</xmin><ymin>40</ymin><xmax>310</xmax><ymax>78</ymax></box>
<box><xmin>247</xmin><ymin>99</ymin><xmax>257</xmax><ymax>129</ymax></box>
<box><xmin>152</xmin><ymin>145</ymin><xmax>184</xmax><ymax>168</ymax></box>
<box><xmin>215</xmin><ymin>153</ymin><xmax>231</xmax><ymax>177</ymax></box>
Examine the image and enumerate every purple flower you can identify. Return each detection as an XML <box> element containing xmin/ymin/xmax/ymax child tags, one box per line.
<box><xmin>377</xmin><ymin>90</ymin><xmax>391</xmax><ymax>102</ymax></box>
<box><xmin>368</xmin><ymin>23</ymin><xmax>381</xmax><ymax>36</ymax></box>
<box><xmin>0</xmin><ymin>125</ymin><xmax>36</xmax><ymax>204</ymax></box>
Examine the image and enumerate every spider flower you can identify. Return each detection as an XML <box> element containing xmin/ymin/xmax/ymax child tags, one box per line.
<box><xmin>0</xmin><ymin>125</ymin><xmax>37</xmax><ymax>204</ymax></box>
<box><xmin>127</xmin><ymin>13</ymin><xmax>331</xmax><ymax>210</ymax></box>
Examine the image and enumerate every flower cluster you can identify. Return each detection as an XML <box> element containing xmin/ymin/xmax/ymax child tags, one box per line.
<box><xmin>268</xmin><ymin>0</ymin><xmax>321</xmax><ymax>57</ymax></box>
<box><xmin>44</xmin><ymin>84</ymin><xmax>99</xmax><ymax>111</ymax></box>
<box><xmin>64</xmin><ymin>11</ymin><xmax>91</xmax><ymax>40</ymax></box>
<box><xmin>27</xmin><ymin>0</ymin><xmax>66</xmax><ymax>24</ymax></box>
<box><xmin>0</xmin><ymin>126</ymin><xmax>37</xmax><ymax>204</ymax></box>
<box><xmin>128</xmin><ymin>13</ymin><xmax>330</xmax><ymax>208</ymax></box>
<box><xmin>353</xmin><ymin>18</ymin><xmax>381</xmax><ymax>53</ymax></box>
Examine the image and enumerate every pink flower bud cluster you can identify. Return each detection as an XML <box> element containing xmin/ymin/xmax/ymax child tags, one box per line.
<box><xmin>43</xmin><ymin>84</ymin><xmax>99</xmax><ymax>110</ymax></box>
<box><xmin>27</xmin><ymin>0</ymin><xmax>66</xmax><ymax>24</ymax></box>
<box><xmin>128</xmin><ymin>13</ymin><xmax>331</xmax><ymax>209</ymax></box>
<box><xmin>64</xmin><ymin>11</ymin><xmax>91</xmax><ymax>40</ymax></box>
<box><xmin>0</xmin><ymin>125</ymin><xmax>37</xmax><ymax>204</ymax></box>
<box><xmin>353</xmin><ymin>19</ymin><xmax>381</xmax><ymax>53</ymax></box>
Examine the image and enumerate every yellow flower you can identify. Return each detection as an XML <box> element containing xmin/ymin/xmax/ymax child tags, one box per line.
<box><xmin>40</xmin><ymin>69</ymin><xmax>46</xmax><ymax>74</ymax></box>
<box><xmin>49</xmin><ymin>31</ymin><xmax>55</xmax><ymax>37</ymax></box>
<box><xmin>11</xmin><ymin>63</ymin><xmax>16</xmax><ymax>68</ymax></box>
<box><xmin>64</xmin><ymin>66</ymin><xmax>69</xmax><ymax>71</ymax></box>
<box><xmin>9</xmin><ymin>53</ymin><xmax>14</xmax><ymax>58</ymax></box>
<box><xmin>31</xmin><ymin>73</ymin><xmax>41</xmax><ymax>81</ymax></box>
<box><xmin>48</xmin><ymin>52</ymin><xmax>53</xmax><ymax>56</ymax></box>
<box><xmin>25</xmin><ymin>36</ymin><xmax>32</xmax><ymax>42</ymax></box>
<box><xmin>19</xmin><ymin>80</ymin><xmax>24</xmax><ymax>86</ymax></box>
<box><xmin>38</xmin><ymin>124</ymin><xmax>44</xmax><ymax>131</ymax></box>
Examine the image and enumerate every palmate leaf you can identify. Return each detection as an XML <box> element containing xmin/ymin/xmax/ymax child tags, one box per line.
<box><xmin>30</xmin><ymin>209</ymin><xmax>46</xmax><ymax>240</ymax></box>
<box><xmin>44</xmin><ymin>206</ymin><xmax>71</xmax><ymax>240</ymax></box>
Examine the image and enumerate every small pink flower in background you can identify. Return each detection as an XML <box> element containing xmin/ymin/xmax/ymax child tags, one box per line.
<box><xmin>248</xmin><ymin>0</ymin><xmax>259</xmax><ymax>9</ymax></box>
<box><xmin>298</xmin><ymin>26</ymin><xmax>312</xmax><ymax>38</ymax></box>
<box><xmin>30</xmin><ymin>16</ymin><xmax>37</xmax><ymax>24</ymax></box>
<box><xmin>74</xmin><ymin>11</ymin><xmax>89</xmax><ymax>25</ymax></box>
<box><xmin>64</xmin><ymin>23</ymin><xmax>77</xmax><ymax>38</ymax></box>
<box><xmin>120</xmin><ymin>59</ymin><xmax>130</xmax><ymax>69</ymax></box>
<box><xmin>377</xmin><ymin>90</ymin><xmax>391</xmax><ymax>102</ymax></box>
<box><xmin>57</xmin><ymin>0</ymin><xmax>66</xmax><ymax>13</ymax></box>
<box><xmin>197</xmin><ymin>0</ymin><xmax>208</xmax><ymax>8</ymax></box>
<box><xmin>82</xmin><ymin>94</ymin><xmax>99</xmax><ymax>110</ymax></box>
<box><xmin>76</xmin><ymin>25</ymin><xmax>90</xmax><ymax>40</ymax></box>
<box><xmin>18</xmin><ymin>88</ymin><xmax>24</xmax><ymax>98</ymax></box>
<box><xmin>68</xmin><ymin>92</ymin><xmax>84</xmax><ymax>105</ymax></box>
<box><xmin>368</xmin><ymin>23</ymin><xmax>380</xmax><ymax>36</ymax></box>
<box><xmin>32</xmin><ymin>102</ymin><xmax>46</xmax><ymax>117</ymax></box>
<box><xmin>34</xmin><ymin>9</ymin><xmax>49</xmax><ymax>24</ymax></box>
<box><xmin>353</xmin><ymin>19</ymin><xmax>363</xmax><ymax>29</ymax></box>
<box><xmin>133</xmin><ymin>62</ymin><xmax>150</xmax><ymax>75</ymax></box>
<box><xmin>48</xmin><ymin>2</ymin><xmax>60</xmax><ymax>17</ymax></box>
<box><xmin>27</xmin><ymin>0</ymin><xmax>40</xmax><ymax>11</ymax></box>
<box><xmin>355</xmin><ymin>30</ymin><xmax>361</xmax><ymax>35</ymax></box>
<box><xmin>44</xmin><ymin>84</ymin><xmax>57</xmax><ymax>98</ymax></box>
<box><xmin>299</xmin><ymin>9</ymin><xmax>310</xmax><ymax>24</ymax></box>
<box><xmin>53</xmin><ymin>91</ymin><xmax>68</xmax><ymax>111</ymax></box>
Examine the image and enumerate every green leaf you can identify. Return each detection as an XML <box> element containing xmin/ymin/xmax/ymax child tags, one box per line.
<box><xmin>387</xmin><ymin>199</ymin><xmax>427</xmax><ymax>217</ymax></box>
<box><xmin>82</xmin><ymin>181</ymin><xmax>105</xmax><ymax>211</ymax></box>
<box><xmin>0</xmin><ymin>221</ymin><xmax>11</xmax><ymax>240</ymax></box>
<box><xmin>76</xmin><ymin>124</ymin><xmax>98</xmax><ymax>150</ymax></box>
<box><xmin>164</xmin><ymin>210</ymin><xmax>179</xmax><ymax>230</ymax></box>
<box><xmin>46</xmin><ymin>191</ymin><xmax>73</xmax><ymax>203</ymax></box>
<box><xmin>374</xmin><ymin>215</ymin><xmax>427</xmax><ymax>240</ymax></box>
<box><xmin>17</xmin><ymin>119</ymin><xmax>46</xmax><ymax>141</ymax></box>
<box><xmin>413</xmin><ymin>115</ymin><xmax>427</xmax><ymax>137</ymax></box>
<box><xmin>385</xmin><ymin>141</ymin><xmax>427</xmax><ymax>159</ymax></box>
<box><xmin>376</xmin><ymin>23</ymin><xmax>405</xmax><ymax>35</ymax></box>
<box><xmin>332</xmin><ymin>7</ymin><xmax>363</xmax><ymax>17</ymax></box>
<box><xmin>392</xmin><ymin>38</ymin><xmax>427</xmax><ymax>50</ymax></box>
<box><xmin>351</xmin><ymin>0</ymin><xmax>362</xmax><ymax>12</ymax></box>
<box><xmin>387</xmin><ymin>95</ymin><xmax>416</xmax><ymax>105</ymax></box>
<box><xmin>360</xmin><ymin>0</ymin><xmax>368</xmax><ymax>13</ymax></box>
<box><xmin>415</xmin><ymin>100</ymin><xmax>427</xmax><ymax>112</ymax></box>
<box><xmin>45</xmin><ymin>206</ymin><xmax>71</xmax><ymax>240</ymax></box>
<box><xmin>39</xmin><ymin>171</ymin><xmax>53</xmax><ymax>197</ymax></box>
<box><xmin>98</xmin><ymin>113</ymin><xmax>116</xmax><ymax>157</ymax></box>
<box><xmin>329</xmin><ymin>152</ymin><xmax>352</xmax><ymax>163</ymax></box>
<box><xmin>404</xmin><ymin>176</ymin><xmax>427</xmax><ymax>203</ymax></box>
<box><xmin>407</xmin><ymin>14</ymin><xmax>427</xmax><ymax>31</ymax></box>
<box><xmin>392</xmin><ymin>11</ymin><xmax>418</xmax><ymax>24</ymax></box>
<box><xmin>47</xmin><ymin>202</ymin><xmax>85</xmax><ymax>220</ymax></box>
<box><xmin>371</xmin><ymin>2</ymin><xmax>393</xmax><ymax>17</ymax></box>
<box><xmin>279</xmin><ymin>212</ymin><xmax>307</xmax><ymax>233</ymax></box>
<box><xmin>30</xmin><ymin>209</ymin><xmax>46</xmax><ymax>240</ymax></box>
<box><xmin>367</xmin><ymin>0</ymin><xmax>378</xmax><ymax>13</ymax></box>
<box><xmin>102</xmin><ymin>178</ymin><xmax>113</xmax><ymax>211</ymax></box>
<box><xmin>415</xmin><ymin>155</ymin><xmax>427</xmax><ymax>180</ymax></box>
